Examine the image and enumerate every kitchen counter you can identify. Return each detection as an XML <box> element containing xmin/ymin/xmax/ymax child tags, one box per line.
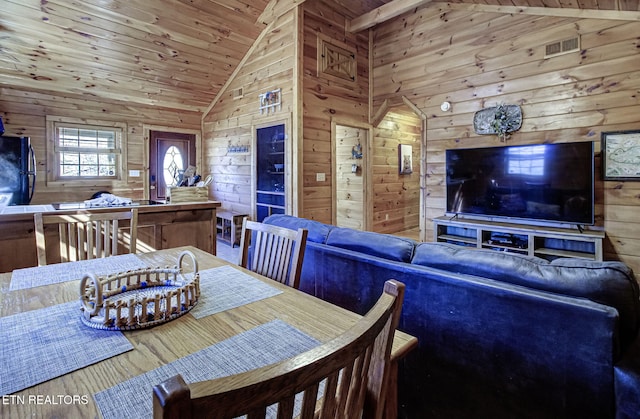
<box><xmin>0</xmin><ymin>201</ymin><xmax>221</xmax><ymax>273</ymax></box>
<box><xmin>0</xmin><ymin>204</ymin><xmax>55</xmax><ymax>215</ymax></box>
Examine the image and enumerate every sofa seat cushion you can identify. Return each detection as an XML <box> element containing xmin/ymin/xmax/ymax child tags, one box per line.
<box><xmin>263</xmin><ymin>214</ymin><xmax>334</xmax><ymax>243</ymax></box>
<box><xmin>325</xmin><ymin>228</ymin><xmax>416</xmax><ymax>263</ymax></box>
<box><xmin>412</xmin><ymin>242</ymin><xmax>640</xmax><ymax>347</ymax></box>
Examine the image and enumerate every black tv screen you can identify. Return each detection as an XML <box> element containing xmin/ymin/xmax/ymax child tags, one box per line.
<box><xmin>446</xmin><ymin>142</ymin><xmax>594</xmax><ymax>225</ymax></box>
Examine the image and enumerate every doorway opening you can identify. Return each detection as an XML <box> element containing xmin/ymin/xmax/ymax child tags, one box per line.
<box><xmin>332</xmin><ymin>122</ymin><xmax>370</xmax><ymax>231</ymax></box>
<box><xmin>372</xmin><ymin>105</ymin><xmax>424</xmax><ymax>241</ymax></box>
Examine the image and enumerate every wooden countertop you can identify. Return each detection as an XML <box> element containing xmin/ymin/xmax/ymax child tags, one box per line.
<box><xmin>0</xmin><ymin>201</ymin><xmax>221</xmax><ymax>222</ymax></box>
<box><xmin>0</xmin><ymin>201</ymin><xmax>222</xmax><ymax>273</ymax></box>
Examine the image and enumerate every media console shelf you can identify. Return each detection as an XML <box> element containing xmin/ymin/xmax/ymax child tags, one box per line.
<box><xmin>433</xmin><ymin>216</ymin><xmax>604</xmax><ymax>261</ymax></box>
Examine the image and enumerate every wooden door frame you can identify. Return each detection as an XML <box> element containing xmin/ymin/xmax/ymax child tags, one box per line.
<box><xmin>331</xmin><ymin>119</ymin><xmax>373</xmax><ymax>231</ymax></box>
<box><xmin>399</xmin><ymin>97</ymin><xmax>428</xmax><ymax>242</ymax></box>
<box><xmin>251</xmin><ymin>114</ymin><xmax>293</xmax><ymax>221</ymax></box>
<box><xmin>374</xmin><ymin>98</ymin><xmax>427</xmax><ymax>242</ymax></box>
<box><xmin>143</xmin><ymin>125</ymin><xmax>202</xmax><ymax>200</ymax></box>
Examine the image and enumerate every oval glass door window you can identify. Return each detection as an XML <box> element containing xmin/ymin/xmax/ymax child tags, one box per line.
<box><xmin>163</xmin><ymin>146</ymin><xmax>184</xmax><ymax>187</ymax></box>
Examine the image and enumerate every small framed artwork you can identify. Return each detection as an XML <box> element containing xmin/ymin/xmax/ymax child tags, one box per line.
<box><xmin>398</xmin><ymin>144</ymin><xmax>413</xmax><ymax>175</ymax></box>
<box><xmin>602</xmin><ymin>130</ymin><xmax>640</xmax><ymax>180</ymax></box>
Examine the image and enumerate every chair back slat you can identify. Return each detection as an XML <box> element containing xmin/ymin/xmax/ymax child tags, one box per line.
<box><xmin>238</xmin><ymin>218</ymin><xmax>308</xmax><ymax>289</ymax></box>
<box><xmin>34</xmin><ymin>208</ymin><xmax>138</xmax><ymax>266</ymax></box>
<box><xmin>153</xmin><ymin>280</ymin><xmax>406</xmax><ymax>419</ymax></box>
<box><xmin>80</xmin><ymin>222</ymin><xmax>89</xmax><ymax>260</ymax></box>
<box><xmin>58</xmin><ymin>223</ymin><xmax>71</xmax><ymax>262</ymax></box>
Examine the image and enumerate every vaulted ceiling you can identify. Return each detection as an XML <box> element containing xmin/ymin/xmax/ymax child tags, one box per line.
<box><xmin>1</xmin><ymin>0</ymin><xmax>639</xmax><ymax>114</ymax></box>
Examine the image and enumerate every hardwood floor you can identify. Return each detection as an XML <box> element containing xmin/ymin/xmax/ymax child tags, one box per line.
<box><xmin>392</xmin><ymin>227</ymin><xmax>421</xmax><ymax>242</ymax></box>
<box><xmin>215</xmin><ymin>239</ymin><xmax>240</xmax><ymax>263</ymax></box>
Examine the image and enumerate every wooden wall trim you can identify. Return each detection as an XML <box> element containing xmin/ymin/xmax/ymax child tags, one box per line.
<box><xmin>348</xmin><ymin>0</ymin><xmax>433</xmax><ymax>33</ymax></box>
<box><xmin>293</xmin><ymin>6</ymin><xmax>305</xmax><ymax>217</ymax></box>
<box><xmin>371</xmin><ymin>99</ymin><xmax>390</xmax><ymax>127</ymax></box>
<box><xmin>259</xmin><ymin>0</ymin><xmax>307</xmax><ymax>25</ymax></box>
<box><xmin>402</xmin><ymin>97</ymin><xmax>427</xmax><ymax>121</ymax></box>
<box><xmin>348</xmin><ymin>0</ymin><xmax>640</xmax><ymax>33</ymax></box>
<box><xmin>442</xmin><ymin>3</ymin><xmax>640</xmax><ymax>21</ymax></box>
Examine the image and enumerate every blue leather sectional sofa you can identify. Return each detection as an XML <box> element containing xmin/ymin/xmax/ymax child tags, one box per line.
<box><xmin>264</xmin><ymin>214</ymin><xmax>640</xmax><ymax>419</ymax></box>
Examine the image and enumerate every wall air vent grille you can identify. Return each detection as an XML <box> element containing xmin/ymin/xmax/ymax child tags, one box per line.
<box><xmin>232</xmin><ymin>87</ymin><xmax>244</xmax><ymax>100</ymax></box>
<box><xmin>545</xmin><ymin>36</ymin><xmax>580</xmax><ymax>58</ymax></box>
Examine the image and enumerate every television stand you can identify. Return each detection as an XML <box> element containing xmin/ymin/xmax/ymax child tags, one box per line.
<box><xmin>433</xmin><ymin>216</ymin><xmax>604</xmax><ymax>261</ymax></box>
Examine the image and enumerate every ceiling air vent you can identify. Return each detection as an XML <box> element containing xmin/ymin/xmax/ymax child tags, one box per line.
<box><xmin>545</xmin><ymin>36</ymin><xmax>580</xmax><ymax>58</ymax></box>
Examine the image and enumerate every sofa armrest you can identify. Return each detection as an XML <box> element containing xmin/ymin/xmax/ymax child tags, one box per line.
<box><xmin>615</xmin><ymin>333</ymin><xmax>640</xmax><ymax>418</ymax></box>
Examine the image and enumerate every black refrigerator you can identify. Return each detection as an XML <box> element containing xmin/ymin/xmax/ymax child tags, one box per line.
<box><xmin>0</xmin><ymin>136</ymin><xmax>35</xmax><ymax>206</ymax></box>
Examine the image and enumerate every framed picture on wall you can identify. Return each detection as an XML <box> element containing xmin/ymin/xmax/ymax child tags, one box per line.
<box><xmin>398</xmin><ymin>144</ymin><xmax>413</xmax><ymax>175</ymax></box>
<box><xmin>601</xmin><ymin>130</ymin><xmax>640</xmax><ymax>181</ymax></box>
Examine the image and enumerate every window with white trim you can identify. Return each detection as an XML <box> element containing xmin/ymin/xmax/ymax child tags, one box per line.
<box><xmin>48</xmin><ymin>118</ymin><xmax>125</xmax><ymax>182</ymax></box>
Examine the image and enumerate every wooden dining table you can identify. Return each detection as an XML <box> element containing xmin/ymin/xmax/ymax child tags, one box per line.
<box><xmin>0</xmin><ymin>246</ymin><xmax>417</xmax><ymax>418</ymax></box>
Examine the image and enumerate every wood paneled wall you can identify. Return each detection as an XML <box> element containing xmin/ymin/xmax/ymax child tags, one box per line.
<box><xmin>203</xmin><ymin>1</ymin><xmax>383</xmax><ymax>228</ymax></box>
<box><xmin>301</xmin><ymin>1</ymin><xmax>371</xmax><ymax>224</ymax></box>
<box><xmin>371</xmin><ymin>5</ymin><xmax>640</xmax><ymax>271</ymax></box>
<box><xmin>202</xmin><ymin>11</ymin><xmax>296</xmax><ymax>216</ymax></box>
<box><xmin>372</xmin><ymin>108</ymin><xmax>421</xmax><ymax>234</ymax></box>
<box><xmin>0</xmin><ymin>87</ymin><xmax>201</xmax><ymax>204</ymax></box>
<box><xmin>334</xmin><ymin>124</ymin><xmax>366</xmax><ymax>230</ymax></box>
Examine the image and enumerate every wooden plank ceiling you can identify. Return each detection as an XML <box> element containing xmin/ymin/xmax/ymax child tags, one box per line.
<box><xmin>0</xmin><ymin>0</ymin><xmax>637</xmax><ymax>114</ymax></box>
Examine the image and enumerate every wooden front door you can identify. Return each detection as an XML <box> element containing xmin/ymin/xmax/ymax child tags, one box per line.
<box><xmin>149</xmin><ymin>131</ymin><xmax>196</xmax><ymax>201</ymax></box>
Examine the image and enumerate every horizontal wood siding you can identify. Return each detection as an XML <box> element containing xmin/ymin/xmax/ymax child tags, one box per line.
<box><xmin>372</xmin><ymin>5</ymin><xmax>640</xmax><ymax>275</ymax></box>
<box><xmin>202</xmin><ymin>11</ymin><xmax>296</xmax><ymax>216</ymax></box>
<box><xmin>0</xmin><ymin>87</ymin><xmax>201</xmax><ymax>204</ymax></box>
<box><xmin>301</xmin><ymin>1</ymin><xmax>371</xmax><ymax>224</ymax></box>
<box><xmin>373</xmin><ymin>109</ymin><xmax>422</xmax><ymax>234</ymax></box>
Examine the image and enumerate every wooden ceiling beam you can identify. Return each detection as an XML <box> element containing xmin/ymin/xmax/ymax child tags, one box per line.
<box><xmin>443</xmin><ymin>2</ymin><xmax>640</xmax><ymax>21</ymax></box>
<box><xmin>258</xmin><ymin>0</ymin><xmax>307</xmax><ymax>26</ymax></box>
<box><xmin>347</xmin><ymin>0</ymin><xmax>640</xmax><ymax>33</ymax></box>
<box><xmin>348</xmin><ymin>0</ymin><xmax>432</xmax><ymax>33</ymax></box>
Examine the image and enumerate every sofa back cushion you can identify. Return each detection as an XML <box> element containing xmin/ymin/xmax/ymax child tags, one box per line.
<box><xmin>412</xmin><ymin>242</ymin><xmax>640</xmax><ymax>346</ymax></box>
<box><xmin>326</xmin><ymin>228</ymin><xmax>416</xmax><ymax>263</ymax></box>
<box><xmin>263</xmin><ymin>214</ymin><xmax>333</xmax><ymax>243</ymax></box>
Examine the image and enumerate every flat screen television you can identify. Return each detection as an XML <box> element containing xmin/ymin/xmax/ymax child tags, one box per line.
<box><xmin>445</xmin><ymin>142</ymin><xmax>594</xmax><ymax>226</ymax></box>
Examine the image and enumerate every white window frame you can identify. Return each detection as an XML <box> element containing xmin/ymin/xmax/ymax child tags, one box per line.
<box><xmin>46</xmin><ymin>116</ymin><xmax>127</xmax><ymax>185</ymax></box>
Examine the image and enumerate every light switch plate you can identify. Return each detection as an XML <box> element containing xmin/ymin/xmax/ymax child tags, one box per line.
<box><xmin>316</xmin><ymin>173</ymin><xmax>325</xmax><ymax>182</ymax></box>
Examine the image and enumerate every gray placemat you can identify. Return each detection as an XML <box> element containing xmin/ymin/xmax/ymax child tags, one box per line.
<box><xmin>94</xmin><ymin>319</ymin><xmax>320</xmax><ymax>419</ymax></box>
<box><xmin>190</xmin><ymin>265</ymin><xmax>283</xmax><ymax>319</ymax></box>
<box><xmin>0</xmin><ymin>301</ymin><xmax>134</xmax><ymax>395</ymax></box>
<box><xmin>10</xmin><ymin>254</ymin><xmax>149</xmax><ymax>291</ymax></box>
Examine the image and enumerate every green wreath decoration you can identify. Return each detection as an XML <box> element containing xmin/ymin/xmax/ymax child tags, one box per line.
<box><xmin>491</xmin><ymin>104</ymin><xmax>520</xmax><ymax>142</ymax></box>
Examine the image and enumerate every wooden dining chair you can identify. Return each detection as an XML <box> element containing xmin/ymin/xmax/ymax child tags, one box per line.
<box><xmin>34</xmin><ymin>208</ymin><xmax>138</xmax><ymax>266</ymax></box>
<box><xmin>237</xmin><ymin>217</ymin><xmax>308</xmax><ymax>289</ymax></box>
<box><xmin>153</xmin><ymin>279</ymin><xmax>406</xmax><ymax>419</ymax></box>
